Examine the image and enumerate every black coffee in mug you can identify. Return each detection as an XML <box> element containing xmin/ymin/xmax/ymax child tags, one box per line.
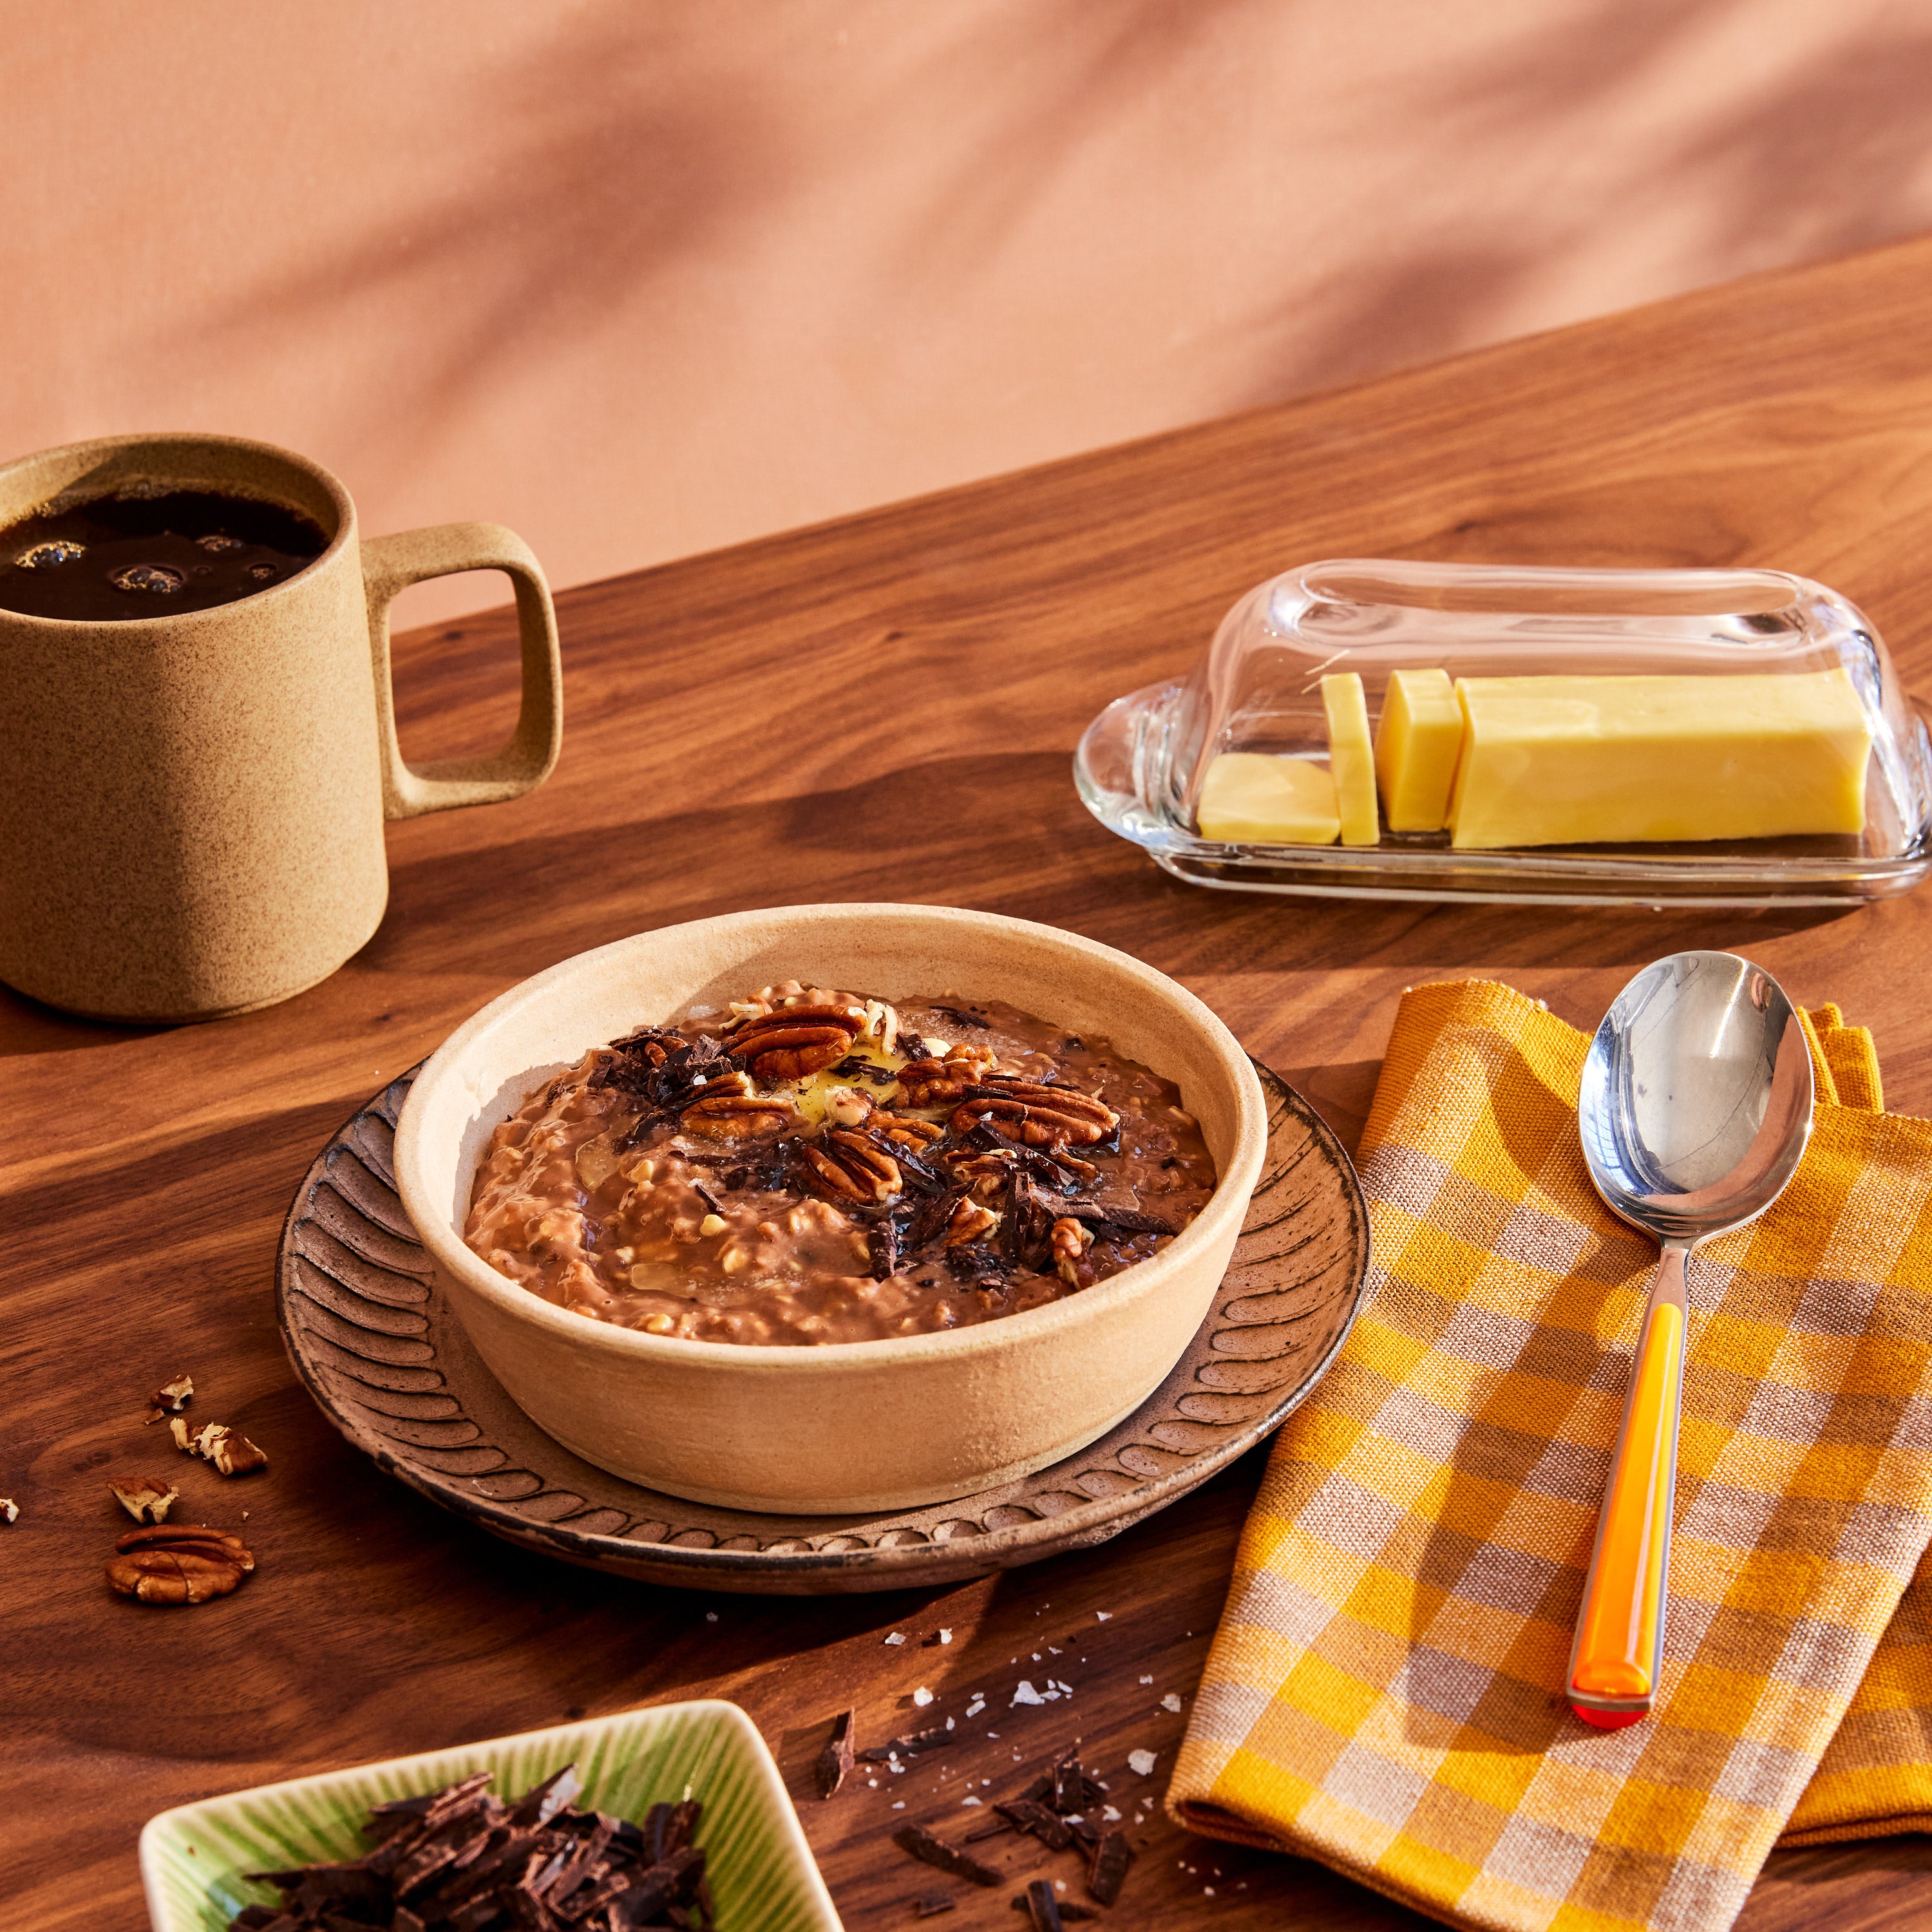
<box><xmin>0</xmin><ymin>488</ymin><xmax>328</xmax><ymax>621</ymax></box>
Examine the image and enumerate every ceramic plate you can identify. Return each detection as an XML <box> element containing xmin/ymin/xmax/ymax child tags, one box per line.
<box><xmin>140</xmin><ymin>1698</ymin><xmax>840</xmax><ymax>1931</ymax></box>
<box><xmin>277</xmin><ymin>1061</ymin><xmax>1367</xmax><ymax>1593</ymax></box>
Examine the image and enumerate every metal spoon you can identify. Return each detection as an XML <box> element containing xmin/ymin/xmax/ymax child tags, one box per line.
<box><xmin>1567</xmin><ymin>950</ymin><xmax>1814</xmax><ymax>1728</ymax></box>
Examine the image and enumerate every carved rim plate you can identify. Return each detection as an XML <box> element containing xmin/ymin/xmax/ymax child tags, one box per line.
<box><xmin>277</xmin><ymin>1061</ymin><xmax>1368</xmax><ymax>1594</ymax></box>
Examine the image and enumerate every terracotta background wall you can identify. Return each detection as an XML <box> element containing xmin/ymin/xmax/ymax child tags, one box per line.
<box><xmin>8</xmin><ymin>0</ymin><xmax>1932</xmax><ymax>622</ymax></box>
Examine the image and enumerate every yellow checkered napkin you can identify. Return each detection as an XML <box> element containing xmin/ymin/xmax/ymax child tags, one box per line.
<box><xmin>1171</xmin><ymin>980</ymin><xmax>1932</xmax><ymax>1931</ymax></box>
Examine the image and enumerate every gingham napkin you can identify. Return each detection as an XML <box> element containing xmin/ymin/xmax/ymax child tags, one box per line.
<box><xmin>1170</xmin><ymin>980</ymin><xmax>1932</xmax><ymax>1931</ymax></box>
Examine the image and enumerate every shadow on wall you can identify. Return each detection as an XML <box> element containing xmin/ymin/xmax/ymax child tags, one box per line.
<box><xmin>111</xmin><ymin>0</ymin><xmax>1932</xmax><ymax>600</ymax></box>
<box><xmin>1259</xmin><ymin>0</ymin><xmax>1932</xmax><ymax>401</ymax></box>
<box><xmin>178</xmin><ymin>0</ymin><xmax>1267</xmax><ymax>464</ymax></box>
<box><xmin>175</xmin><ymin>10</ymin><xmax>794</xmax><ymax>467</ymax></box>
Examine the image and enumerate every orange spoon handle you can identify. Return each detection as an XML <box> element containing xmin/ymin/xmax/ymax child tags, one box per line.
<box><xmin>1567</xmin><ymin>1244</ymin><xmax>1689</xmax><ymax>1725</ymax></box>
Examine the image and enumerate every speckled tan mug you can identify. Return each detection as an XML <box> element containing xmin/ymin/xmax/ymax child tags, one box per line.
<box><xmin>0</xmin><ymin>433</ymin><xmax>563</xmax><ymax>1021</ymax></box>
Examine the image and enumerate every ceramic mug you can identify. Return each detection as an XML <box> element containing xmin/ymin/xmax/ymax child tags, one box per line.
<box><xmin>0</xmin><ymin>432</ymin><xmax>563</xmax><ymax>1022</ymax></box>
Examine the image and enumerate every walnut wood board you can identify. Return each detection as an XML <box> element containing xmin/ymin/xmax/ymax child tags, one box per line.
<box><xmin>278</xmin><ymin>1062</ymin><xmax>1367</xmax><ymax>1593</ymax></box>
<box><xmin>17</xmin><ymin>237</ymin><xmax>1932</xmax><ymax>1932</ymax></box>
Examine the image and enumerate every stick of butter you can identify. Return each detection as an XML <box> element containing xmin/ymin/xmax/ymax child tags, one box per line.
<box><xmin>1197</xmin><ymin>753</ymin><xmax>1340</xmax><ymax>844</ymax></box>
<box><xmin>1374</xmin><ymin>667</ymin><xmax>1462</xmax><ymax>831</ymax></box>
<box><xmin>1320</xmin><ymin>674</ymin><xmax>1380</xmax><ymax>846</ymax></box>
<box><xmin>1448</xmin><ymin>668</ymin><xmax>1872</xmax><ymax>850</ymax></box>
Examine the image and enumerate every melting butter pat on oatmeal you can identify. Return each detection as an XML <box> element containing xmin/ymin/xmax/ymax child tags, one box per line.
<box><xmin>463</xmin><ymin>980</ymin><xmax>1218</xmax><ymax>1345</ymax></box>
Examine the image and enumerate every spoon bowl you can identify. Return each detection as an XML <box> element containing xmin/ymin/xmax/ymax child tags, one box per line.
<box><xmin>1566</xmin><ymin>951</ymin><xmax>1814</xmax><ymax>1727</ymax></box>
<box><xmin>1580</xmin><ymin>951</ymin><xmax>1814</xmax><ymax>1242</ymax></box>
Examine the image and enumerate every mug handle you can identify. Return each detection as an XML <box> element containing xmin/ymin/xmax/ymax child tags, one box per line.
<box><xmin>361</xmin><ymin>522</ymin><xmax>564</xmax><ymax>820</ymax></box>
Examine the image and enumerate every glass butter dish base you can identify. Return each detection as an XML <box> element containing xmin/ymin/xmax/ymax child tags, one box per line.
<box><xmin>1075</xmin><ymin>560</ymin><xmax>1932</xmax><ymax>907</ymax></box>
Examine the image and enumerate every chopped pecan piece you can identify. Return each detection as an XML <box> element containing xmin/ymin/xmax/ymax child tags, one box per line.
<box><xmin>801</xmin><ymin>1128</ymin><xmax>902</xmax><ymax>1204</ymax></box>
<box><xmin>860</xmin><ymin>998</ymin><xmax>900</xmax><ymax>1054</ymax></box>
<box><xmin>106</xmin><ymin>1523</ymin><xmax>254</xmax><ymax>1604</ymax></box>
<box><xmin>897</xmin><ymin>1043</ymin><xmax>998</xmax><ymax>1108</ymax></box>
<box><xmin>146</xmin><ymin>1372</ymin><xmax>194</xmax><ymax>1421</ymax></box>
<box><xmin>169</xmin><ymin>1417</ymin><xmax>269</xmax><ymax>1475</ymax></box>
<box><xmin>947</xmin><ymin>1198</ymin><xmax>999</xmax><ymax>1245</ymax></box>
<box><xmin>726</xmin><ymin>1004</ymin><xmax>864</xmax><ymax>1081</ymax></box>
<box><xmin>1050</xmin><ymin>1216</ymin><xmax>1095</xmax><ymax>1284</ymax></box>
<box><xmin>951</xmin><ymin>1148</ymin><xmax>1018</xmax><ymax>1198</ymax></box>
<box><xmin>680</xmin><ymin>1091</ymin><xmax>797</xmax><ymax>1139</ymax></box>
<box><xmin>109</xmin><ymin>1474</ymin><xmax>180</xmax><ymax>1524</ymax></box>
<box><xmin>952</xmin><ymin>1081</ymin><xmax>1119</xmax><ymax>1148</ymax></box>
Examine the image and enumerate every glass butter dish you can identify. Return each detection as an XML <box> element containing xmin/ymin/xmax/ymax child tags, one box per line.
<box><xmin>1074</xmin><ymin>560</ymin><xmax>1932</xmax><ymax>906</ymax></box>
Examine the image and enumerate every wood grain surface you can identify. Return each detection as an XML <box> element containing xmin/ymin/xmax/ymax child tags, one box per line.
<box><xmin>12</xmin><ymin>233</ymin><xmax>1932</xmax><ymax>1931</ymax></box>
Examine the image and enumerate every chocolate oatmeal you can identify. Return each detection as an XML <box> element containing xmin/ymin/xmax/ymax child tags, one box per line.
<box><xmin>463</xmin><ymin>981</ymin><xmax>1220</xmax><ymax>1346</ymax></box>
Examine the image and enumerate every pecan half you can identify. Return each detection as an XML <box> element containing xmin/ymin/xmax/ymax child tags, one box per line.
<box><xmin>951</xmin><ymin>1081</ymin><xmax>1119</xmax><ymax>1148</ymax></box>
<box><xmin>1050</xmin><ymin>1216</ymin><xmax>1095</xmax><ymax>1284</ymax></box>
<box><xmin>106</xmin><ymin>1524</ymin><xmax>254</xmax><ymax>1605</ymax></box>
<box><xmin>680</xmin><ymin>1090</ymin><xmax>797</xmax><ymax>1139</ymax></box>
<box><xmin>802</xmin><ymin>1128</ymin><xmax>902</xmax><ymax>1204</ymax></box>
<box><xmin>109</xmin><ymin>1475</ymin><xmax>180</xmax><ymax>1524</ymax></box>
<box><xmin>728</xmin><ymin>1005</ymin><xmax>865</xmax><ymax>1081</ymax></box>
<box><xmin>870</xmin><ymin>1110</ymin><xmax>943</xmax><ymax>1152</ymax></box>
<box><xmin>896</xmin><ymin>1044</ymin><xmax>998</xmax><ymax>1108</ymax></box>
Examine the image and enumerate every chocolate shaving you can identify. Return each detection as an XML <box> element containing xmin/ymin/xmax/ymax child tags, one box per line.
<box><xmin>891</xmin><ymin>1824</ymin><xmax>1001</xmax><ymax>1888</ymax></box>
<box><xmin>914</xmin><ymin>1897</ymin><xmax>957</xmax><ymax>1919</ymax></box>
<box><xmin>857</xmin><ymin>1723</ymin><xmax>955</xmax><ymax>1764</ymax></box>
<box><xmin>903</xmin><ymin>1183</ymin><xmax>967</xmax><ymax>1256</ymax></box>
<box><xmin>1086</xmin><ymin>1831</ymin><xmax>1133</xmax><ymax>1907</ymax></box>
<box><xmin>1052</xmin><ymin>1198</ymin><xmax>1175</xmax><ymax>1237</ymax></box>
<box><xmin>816</xmin><ymin>1709</ymin><xmax>857</xmax><ymax>1798</ymax></box>
<box><xmin>868</xmin><ymin>1215</ymin><xmax>902</xmax><ymax>1282</ymax></box>
<box><xmin>691</xmin><ymin>1180</ymin><xmax>724</xmax><ymax>1217</ymax></box>
<box><xmin>237</xmin><ymin>1765</ymin><xmax>712</xmax><ymax>1931</ymax></box>
<box><xmin>994</xmin><ymin>1799</ymin><xmax>1072</xmax><ymax>1852</ymax></box>
<box><xmin>930</xmin><ymin>1005</ymin><xmax>990</xmax><ymax>1030</ymax></box>
<box><xmin>896</xmin><ymin>1031</ymin><xmax>931</xmax><ymax>1062</ymax></box>
<box><xmin>963</xmin><ymin>1815</ymin><xmax>1017</xmax><ymax>1842</ymax></box>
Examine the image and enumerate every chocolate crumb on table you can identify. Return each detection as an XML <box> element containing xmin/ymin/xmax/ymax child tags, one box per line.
<box><xmin>891</xmin><ymin>1823</ymin><xmax>1001</xmax><ymax>1887</ymax></box>
<box><xmin>995</xmin><ymin>1798</ymin><xmax>1074</xmax><ymax>1852</ymax></box>
<box><xmin>817</xmin><ymin>1708</ymin><xmax>857</xmax><ymax>1798</ymax></box>
<box><xmin>858</xmin><ymin>1722</ymin><xmax>956</xmax><ymax>1764</ymax></box>
<box><xmin>1087</xmin><ymin>1830</ymin><xmax>1135</xmax><ymax>1906</ymax></box>
<box><xmin>913</xmin><ymin>1897</ymin><xmax>957</xmax><ymax>1920</ymax></box>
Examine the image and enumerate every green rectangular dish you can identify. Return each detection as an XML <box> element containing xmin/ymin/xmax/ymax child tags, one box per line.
<box><xmin>138</xmin><ymin>1698</ymin><xmax>842</xmax><ymax>1932</ymax></box>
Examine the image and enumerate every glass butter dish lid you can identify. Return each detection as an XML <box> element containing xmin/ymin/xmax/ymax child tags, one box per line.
<box><xmin>1075</xmin><ymin>559</ymin><xmax>1932</xmax><ymax>906</ymax></box>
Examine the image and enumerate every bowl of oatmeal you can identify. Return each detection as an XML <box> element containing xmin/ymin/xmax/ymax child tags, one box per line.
<box><xmin>393</xmin><ymin>904</ymin><xmax>1267</xmax><ymax>1513</ymax></box>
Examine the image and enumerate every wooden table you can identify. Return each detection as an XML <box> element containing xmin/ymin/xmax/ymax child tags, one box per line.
<box><xmin>12</xmin><ymin>233</ymin><xmax>1932</xmax><ymax>1932</ymax></box>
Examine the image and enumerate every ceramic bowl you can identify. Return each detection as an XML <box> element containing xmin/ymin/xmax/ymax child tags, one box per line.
<box><xmin>139</xmin><ymin>1700</ymin><xmax>841</xmax><ymax>1932</ymax></box>
<box><xmin>393</xmin><ymin>904</ymin><xmax>1268</xmax><ymax>1513</ymax></box>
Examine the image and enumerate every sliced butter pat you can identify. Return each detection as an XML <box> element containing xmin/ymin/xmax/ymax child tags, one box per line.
<box><xmin>1448</xmin><ymin>668</ymin><xmax>1871</xmax><ymax>850</ymax></box>
<box><xmin>1320</xmin><ymin>673</ymin><xmax>1379</xmax><ymax>846</ymax></box>
<box><xmin>1374</xmin><ymin>667</ymin><xmax>1462</xmax><ymax>831</ymax></box>
<box><xmin>1197</xmin><ymin>753</ymin><xmax>1340</xmax><ymax>845</ymax></box>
